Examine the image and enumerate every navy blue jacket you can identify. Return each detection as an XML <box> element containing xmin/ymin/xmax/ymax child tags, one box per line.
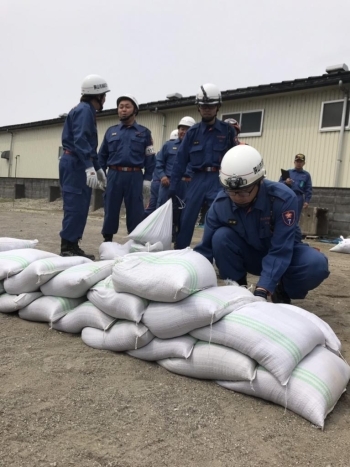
<box><xmin>98</xmin><ymin>122</ymin><xmax>155</xmax><ymax>180</ymax></box>
<box><xmin>62</xmin><ymin>101</ymin><xmax>100</xmax><ymax>170</ymax></box>
<box><xmin>156</xmin><ymin>138</ymin><xmax>191</xmax><ymax>179</ymax></box>
<box><xmin>169</xmin><ymin>119</ymin><xmax>238</xmax><ymax>191</ymax></box>
<box><xmin>279</xmin><ymin>169</ymin><xmax>312</xmax><ymax>202</ymax></box>
<box><xmin>194</xmin><ymin>180</ymin><xmax>302</xmax><ymax>292</ymax></box>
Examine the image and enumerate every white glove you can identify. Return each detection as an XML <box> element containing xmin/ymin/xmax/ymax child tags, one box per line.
<box><xmin>85</xmin><ymin>167</ymin><xmax>99</xmax><ymax>189</ymax></box>
<box><xmin>96</xmin><ymin>168</ymin><xmax>107</xmax><ymax>187</ymax></box>
<box><xmin>143</xmin><ymin>180</ymin><xmax>151</xmax><ymax>189</ymax></box>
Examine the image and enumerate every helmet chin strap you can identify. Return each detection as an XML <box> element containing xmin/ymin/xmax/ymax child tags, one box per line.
<box><xmin>120</xmin><ymin>111</ymin><xmax>136</xmax><ymax>122</ymax></box>
<box><xmin>96</xmin><ymin>94</ymin><xmax>106</xmax><ymax>112</ymax></box>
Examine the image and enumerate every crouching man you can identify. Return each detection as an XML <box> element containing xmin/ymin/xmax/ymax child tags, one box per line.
<box><xmin>194</xmin><ymin>145</ymin><xmax>330</xmax><ymax>303</ymax></box>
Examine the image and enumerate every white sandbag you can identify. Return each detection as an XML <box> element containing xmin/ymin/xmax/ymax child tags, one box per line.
<box><xmin>40</xmin><ymin>260</ymin><xmax>115</xmax><ymax>298</ymax></box>
<box><xmin>127</xmin><ymin>335</ymin><xmax>197</xmax><ymax>361</ymax></box>
<box><xmin>279</xmin><ymin>304</ymin><xmax>341</xmax><ymax>355</ymax></box>
<box><xmin>99</xmin><ymin>240</ymin><xmax>164</xmax><ymax>260</ymax></box>
<box><xmin>112</xmin><ymin>249</ymin><xmax>217</xmax><ymax>302</ymax></box>
<box><xmin>4</xmin><ymin>256</ymin><xmax>92</xmax><ymax>294</ymax></box>
<box><xmin>143</xmin><ymin>285</ymin><xmax>257</xmax><ymax>339</ymax></box>
<box><xmin>190</xmin><ymin>301</ymin><xmax>325</xmax><ymax>385</ymax></box>
<box><xmin>217</xmin><ymin>346</ymin><xmax>350</xmax><ymax>429</ymax></box>
<box><xmin>0</xmin><ymin>280</ymin><xmax>4</xmax><ymax>295</ymax></box>
<box><xmin>0</xmin><ymin>237</ymin><xmax>38</xmax><ymax>252</ymax></box>
<box><xmin>329</xmin><ymin>236</ymin><xmax>350</xmax><ymax>254</ymax></box>
<box><xmin>52</xmin><ymin>301</ymin><xmax>116</xmax><ymax>333</ymax></box>
<box><xmin>87</xmin><ymin>276</ymin><xmax>148</xmax><ymax>323</ymax></box>
<box><xmin>158</xmin><ymin>341</ymin><xmax>257</xmax><ymax>381</ymax></box>
<box><xmin>0</xmin><ymin>249</ymin><xmax>58</xmax><ymax>280</ymax></box>
<box><xmin>0</xmin><ymin>292</ymin><xmax>42</xmax><ymax>313</ymax></box>
<box><xmin>18</xmin><ymin>296</ymin><xmax>85</xmax><ymax>323</ymax></box>
<box><xmin>127</xmin><ymin>199</ymin><xmax>173</xmax><ymax>250</ymax></box>
<box><xmin>99</xmin><ymin>240</ymin><xmax>134</xmax><ymax>260</ymax></box>
<box><xmin>81</xmin><ymin>321</ymin><xmax>154</xmax><ymax>352</ymax></box>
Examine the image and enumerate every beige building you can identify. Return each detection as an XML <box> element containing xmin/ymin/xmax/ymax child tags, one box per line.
<box><xmin>1</xmin><ymin>67</ymin><xmax>350</xmax><ymax>188</ymax></box>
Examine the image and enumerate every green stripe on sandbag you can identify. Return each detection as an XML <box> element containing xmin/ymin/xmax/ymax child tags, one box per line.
<box><xmin>224</xmin><ymin>314</ymin><xmax>302</xmax><ymax>364</ymax></box>
<box><xmin>292</xmin><ymin>367</ymin><xmax>333</xmax><ymax>407</ymax></box>
<box><xmin>132</xmin><ymin>208</ymin><xmax>166</xmax><ymax>242</ymax></box>
<box><xmin>0</xmin><ymin>255</ymin><xmax>30</xmax><ymax>268</ymax></box>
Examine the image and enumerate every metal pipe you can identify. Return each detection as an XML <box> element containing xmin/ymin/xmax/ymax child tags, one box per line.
<box><xmin>334</xmin><ymin>80</ymin><xmax>349</xmax><ymax>187</ymax></box>
<box><xmin>150</xmin><ymin>108</ymin><xmax>167</xmax><ymax>145</ymax></box>
<box><xmin>7</xmin><ymin>130</ymin><xmax>14</xmax><ymax>177</ymax></box>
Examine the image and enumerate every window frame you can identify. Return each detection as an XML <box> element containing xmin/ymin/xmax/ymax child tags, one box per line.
<box><xmin>319</xmin><ymin>99</ymin><xmax>350</xmax><ymax>132</ymax></box>
<box><xmin>221</xmin><ymin>109</ymin><xmax>264</xmax><ymax>137</ymax></box>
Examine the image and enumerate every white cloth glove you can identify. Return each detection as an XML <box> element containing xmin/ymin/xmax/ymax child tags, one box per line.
<box><xmin>85</xmin><ymin>167</ymin><xmax>99</xmax><ymax>189</ymax></box>
<box><xmin>96</xmin><ymin>169</ymin><xmax>107</xmax><ymax>187</ymax></box>
<box><xmin>143</xmin><ymin>180</ymin><xmax>151</xmax><ymax>189</ymax></box>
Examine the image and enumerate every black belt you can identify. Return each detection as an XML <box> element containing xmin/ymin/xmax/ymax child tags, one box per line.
<box><xmin>198</xmin><ymin>167</ymin><xmax>219</xmax><ymax>172</ymax></box>
<box><xmin>109</xmin><ymin>166</ymin><xmax>142</xmax><ymax>172</ymax></box>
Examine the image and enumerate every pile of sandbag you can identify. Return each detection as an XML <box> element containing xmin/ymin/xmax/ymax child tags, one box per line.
<box><xmin>330</xmin><ymin>236</ymin><xmax>350</xmax><ymax>254</ymax></box>
<box><xmin>0</xmin><ymin>238</ymin><xmax>349</xmax><ymax>430</ymax></box>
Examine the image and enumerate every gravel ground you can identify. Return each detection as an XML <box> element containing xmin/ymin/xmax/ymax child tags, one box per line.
<box><xmin>1</xmin><ymin>199</ymin><xmax>350</xmax><ymax>467</ymax></box>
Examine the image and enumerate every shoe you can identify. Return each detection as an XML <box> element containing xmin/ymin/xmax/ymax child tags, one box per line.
<box><xmin>103</xmin><ymin>234</ymin><xmax>113</xmax><ymax>242</ymax></box>
<box><xmin>60</xmin><ymin>239</ymin><xmax>95</xmax><ymax>261</ymax></box>
<box><xmin>271</xmin><ymin>282</ymin><xmax>291</xmax><ymax>304</ymax></box>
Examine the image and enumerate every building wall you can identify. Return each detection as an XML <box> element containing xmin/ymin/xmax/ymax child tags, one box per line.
<box><xmin>1</xmin><ymin>86</ymin><xmax>350</xmax><ymax>187</ymax></box>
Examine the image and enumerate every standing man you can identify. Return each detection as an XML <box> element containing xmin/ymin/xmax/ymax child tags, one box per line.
<box><xmin>98</xmin><ymin>95</ymin><xmax>155</xmax><ymax>241</ymax></box>
<box><xmin>224</xmin><ymin>118</ymin><xmax>244</xmax><ymax>144</ymax></box>
<box><xmin>194</xmin><ymin>145</ymin><xmax>329</xmax><ymax>303</ymax></box>
<box><xmin>156</xmin><ymin>116</ymin><xmax>196</xmax><ymax>207</ymax></box>
<box><xmin>59</xmin><ymin>74</ymin><xmax>110</xmax><ymax>260</ymax></box>
<box><xmin>169</xmin><ymin>83</ymin><xmax>239</xmax><ymax>249</ymax></box>
<box><xmin>279</xmin><ymin>154</ymin><xmax>312</xmax><ymax>221</ymax></box>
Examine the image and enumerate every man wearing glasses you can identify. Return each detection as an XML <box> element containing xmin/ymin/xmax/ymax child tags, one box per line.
<box><xmin>194</xmin><ymin>145</ymin><xmax>329</xmax><ymax>304</ymax></box>
<box><xmin>168</xmin><ymin>83</ymin><xmax>239</xmax><ymax>249</ymax></box>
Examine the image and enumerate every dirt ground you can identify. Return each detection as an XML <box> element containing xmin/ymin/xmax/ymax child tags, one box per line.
<box><xmin>1</xmin><ymin>198</ymin><xmax>350</xmax><ymax>467</ymax></box>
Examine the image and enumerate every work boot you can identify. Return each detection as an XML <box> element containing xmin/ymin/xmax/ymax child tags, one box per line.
<box><xmin>60</xmin><ymin>239</ymin><xmax>95</xmax><ymax>261</ymax></box>
<box><xmin>271</xmin><ymin>282</ymin><xmax>291</xmax><ymax>304</ymax></box>
<box><xmin>103</xmin><ymin>234</ymin><xmax>113</xmax><ymax>242</ymax></box>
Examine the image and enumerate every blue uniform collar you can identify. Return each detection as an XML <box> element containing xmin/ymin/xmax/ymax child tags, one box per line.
<box><xmin>119</xmin><ymin>120</ymin><xmax>139</xmax><ymax>130</ymax></box>
<box><xmin>199</xmin><ymin>118</ymin><xmax>221</xmax><ymax>134</ymax></box>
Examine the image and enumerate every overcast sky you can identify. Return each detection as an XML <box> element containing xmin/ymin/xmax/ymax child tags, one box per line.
<box><xmin>1</xmin><ymin>0</ymin><xmax>350</xmax><ymax>127</ymax></box>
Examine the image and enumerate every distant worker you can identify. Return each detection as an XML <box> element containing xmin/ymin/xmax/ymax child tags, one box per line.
<box><xmin>169</xmin><ymin>83</ymin><xmax>239</xmax><ymax>248</ymax></box>
<box><xmin>59</xmin><ymin>74</ymin><xmax>110</xmax><ymax>260</ymax></box>
<box><xmin>156</xmin><ymin>116</ymin><xmax>196</xmax><ymax>207</ymax></box>
<box><xmin>279</xmin><ymin>153</ymin><xmax>312</xmax><ymax>221</ymax></box>
<box><xmin>224</xmin><ymin>118</ymin><xmax>244</xmax><ymax>144</ymax></box>
<box><xmin>98</xmin><ymin>95</ymin><xmax>155</xmax><ymax>241</ymax></box>
<box><xmin>144</xmin><ymin>129</ymin><xmax>179</xmax><ymax>217</ymax></box>
<box><xmin>194</xmin><ymin>145</ymin><xmax>329</xmax><ymax>303</ymax></box>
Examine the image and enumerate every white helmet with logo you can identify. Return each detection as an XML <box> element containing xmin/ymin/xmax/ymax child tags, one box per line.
<box><xmin>219</xmin><ymin>145</ymin><xmax>266</xmax><ymax>190</ymax></box>
<box><xmin>178</xmin><ymin>116</ymin><xmax>196</xmax><ymax>128</ymax></box>
<box><xmin>117</xmin><ymin>95</ymin><xmax>139</xmax><ymax>115</ymax></box>
<box><xmin>169</xmin><ymin>129</ymin><xmax>178</xmax><ymax>140</ymax></box>
<box><xmin>195</xmin><ymin>83</ymin><xmax>222</xmax><ymax>106</ymax></box>
<box><xmin>81</xmin><ymin>75</ymin><xmax>110</xmax><ymax>95</ymax></box>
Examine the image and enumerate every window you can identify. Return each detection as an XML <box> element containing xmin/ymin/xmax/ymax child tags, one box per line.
<box><xmin>222</xmin><ymin>110</ymin><xmax>264</xmax><ymax>136</ymax></box>
<box><xmin>58</xmin><ymin>146</ymin><xmax>64</xmax><ymax>160</ymax></box>
<box><xmin>319</xmin><ymin>100</ymin><xmax>350</xmax><ymax>131</ymax></box>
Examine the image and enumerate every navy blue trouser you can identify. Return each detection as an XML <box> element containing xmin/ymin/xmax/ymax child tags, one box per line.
<box><xmin>102</xmin><ymin>169</ymin><xmax>144</xmax><ymax>235</ymax></box>
<box><xmin>212</xmin><ymin>227</ymin><xmax>330</xmax><ymax>299</ymax></box>
<box><xmin>144</xmin><ymin>180</ymin><xmax>161</xmax><ymax>217</ymax></box>
<box><xmin>157</xmin><ymin>179</ymin><xmax>191</xmax><ymax>208</ymax></box>
<box><xmin>59</xmin><ymin>154</ymin><xmax>91</xmax><ymax>243</ymax></box>
<box><xmin>176</xmin><ymin>172</ymin><xmax>221</xmax><ymax>249</ymax></box>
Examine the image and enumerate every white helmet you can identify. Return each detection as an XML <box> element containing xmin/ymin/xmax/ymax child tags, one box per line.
<box><xmin>178</xmin><ymin>116</ymin><xmax>196</xmax><ymax>128</ymax></box>
<box><xmin>117</xmin><ymin>95</ymin><xmax>139</xmax><ymax>115</ymax></box>
<box><xmin>195</xmin><ymin>83</ymin><xmax>222</xmax><ymax>105</ymax></box>
<box><xmin>81</xmin><ymin>75</ymin><xmax>110</xmax><ymax>95</ymax></box>
<box><xmin>219</xmin><ymin>145</ymin><xmax>266</xmax><ymax>190</ymax></box>
<box><xmin>169</xmin><ymin>129</ymin><xmax>178</xmax><ymax>140</ymax></box>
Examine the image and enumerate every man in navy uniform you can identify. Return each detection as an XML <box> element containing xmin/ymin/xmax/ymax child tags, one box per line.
<box><xmin>98</xmin><ymin>95</ymin><xmax>155</xmax><ymax>241</ymax></box>
<box><xmin>169</xmin><ymin>83</ymin><xmax>238</xmax><ymax>249</ymax></box>
<box><xmin>194</xmin><ymin>145</ymin><xmax>329</xmax><ymax>303</ymax></box>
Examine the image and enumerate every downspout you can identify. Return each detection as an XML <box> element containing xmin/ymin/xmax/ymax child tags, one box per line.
<box><xmin>7</xmin><ymin>130</ymin><xmax>14</xmax><ymax>177</ymax></box>
<box><xmin>150</xmin><ymin>108</ymin><xmax>167</xmax><ymax>145</ymax></box>
<box><xmin>334</xmin><ymin>81</ymin><xmax>349</xmax><ymax>187</ymax></box>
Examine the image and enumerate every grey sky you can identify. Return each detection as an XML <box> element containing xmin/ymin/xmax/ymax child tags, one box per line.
<box><xmin>1</xmin><ymin>0</ymin><xmax>350</xmax><ymax>127</ymax></box>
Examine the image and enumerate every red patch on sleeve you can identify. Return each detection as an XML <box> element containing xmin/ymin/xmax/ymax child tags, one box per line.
<box><xmin>282</xmin><ymin>210</ymin><xmax>296</xmax><ymax>226</ymax></box>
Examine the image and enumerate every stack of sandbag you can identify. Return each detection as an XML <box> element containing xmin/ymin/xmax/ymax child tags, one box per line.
<box><xmin>99</xmin><ymin>199</ymin><xmax>172</xmax><ymax>260</ymax></box>
<box><xmin>19</xmin><ymin>259</ymin><xmax>114</xmax><ymax>327</ymax></box>
<box><xmin>0</xmin><ymin>248</ymin><xmax>58</xmax><ymax>313</ymax></box>
<box><xmin>0</xmin><ymin>237</ymin><xmax>38</xmax><ymax>252</ymax></box>
<box><xmin>330</xmin><ymin>236</ymin><xmax>350</xmax><ymax>254</ymax></box>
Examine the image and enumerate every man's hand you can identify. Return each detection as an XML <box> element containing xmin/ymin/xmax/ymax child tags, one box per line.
<box><xmin>285</xmin><ymin>178</ymin><xmax>293</xmax><ymax>186</ymax></box>
<box><xmin>85</xmin><ymin>167</ymin><xmax>99</xmax><ymax>189</ymax></box>
<box><xmin>96</xmin><ymin>169</ymin><xmax>107</xmax><ymax>188</ymax></box>
<box><xmin>303</xmin><ymin>202</ymin><xmax>309</xmax><ymax>209</ymax></box>
<box><xmin>253</xmin><ymin>286</ymin><xmax>268</xmax><ymax>301</ymax></box>
<box><xmin>161</xmin><ymin>176</ymin><xmax>170</xmax><ymax>187</ymax></box>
